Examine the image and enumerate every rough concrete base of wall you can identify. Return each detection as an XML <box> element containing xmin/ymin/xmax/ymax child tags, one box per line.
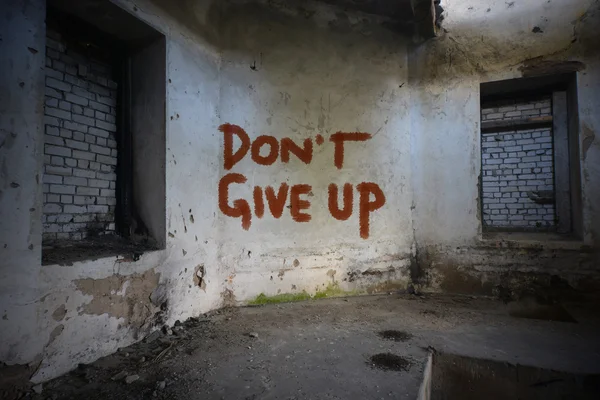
<box><xmin>413</xmin><ymin>243</ymin><xmax>600</xmax><ymax>303</ymax></box>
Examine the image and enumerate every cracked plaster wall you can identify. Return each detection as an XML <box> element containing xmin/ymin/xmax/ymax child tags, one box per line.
<box><xmin>1</xmin><ymin>0</ymin><xmax>599</xmax><ymax>384</ymax></box>
<box><xmin>409</xmin><ymin>0</ymin><xmax>600</xmax><ymax>293</ymax></box>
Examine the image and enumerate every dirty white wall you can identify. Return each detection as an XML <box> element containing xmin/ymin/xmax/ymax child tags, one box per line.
<box><xmin>1</xmin><ymin>0</ymin><xmax>600</xmax><ymax>385</ymax></box>
<box><xmin>217</xmin><ymin>1</ymin><xmax>413</xmax><ymax>301</ymax></box>
<box><xmin>1</xmin><ymin>0</ymin><xmax>224</xmax><ymax>382</ymax></box>
<box><xmin>0</xmin><ymin>0</ymin><xmax>47</xmax><ymax>367</ymax></box>
<box><xmin>409</xmin><ymin>0</ymin><xmax>600</xmax><ymax>293</ymax></box>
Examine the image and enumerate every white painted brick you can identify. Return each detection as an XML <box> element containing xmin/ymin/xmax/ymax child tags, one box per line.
<box><xmin>46</xmin><ymin>126</ymin><xmax>60</xmax><ymax>136</ymax></box>
<box><xmin>72</xmin><ymin>150</ymin><xmax>95</xmax><ymax>161</ymax></box>
<box><xmin>88</xmin><ymin>127</ymin><xmax>110</xmax><ymax>138</ymax></box>
<box><xmin>76</xmin><ymin>187</ymin><xmax>99</xmax><ymax>196</ymax></box>
<box><xmin>88</xmin><ymin>205</ymin><xmax>109</xmax><ymax>213</ymax></box>
<box><xmin>96</xmin><ymin>171</ymin><xmax>115</xmax><ymax>181</ymax></box>
<box><xmin>64</xmin><ymin>93</ymin><xmax>88</xmax><ymax>106</ymax></box>
<box><xmin>73</xmin><ymin>114</ymin><xmax>95</xmax><ymax>126</ymax></box>
<box><xmin>96</xmin><ymin>120</ymin><xmax>116</xmax><ymax>132</ymax></box>
<box><xmin>74</xmin><ymin>196</ymin><xmax>96</xmax><ymax>205</ymax></box>
<box><xmin>43</xmin><ymin>34</ymin><xmax>118</xmax><ymax>241</ymax></box>
<box><xmin>60</xmin><ymin>195</ymin><xmax>73</xmax><ymax>204</ymax></box>
<box><xmin>90</xmin><ymin>144</ymin><xmax>110</xmax><ymax>156</ymax></box>
<box><xmin>50</xmin><ymin>184</ymin><xmax>75</xmax><ymax>195</ymax></box>
<box><xmin>73</xmin><ymin>214</ymin><xmax>96</xmax><ymax>223</ymax></box>
<box><xmin>58</xmin><ymin>101</ymin><xmax>71</xmax><ymax>111</ymax></box>
<box><xmin>64</xmin><ymin>205</ymin><xmax>87</xmax><ymax>214</ymax></box>
<box><xmin>89</xmin><ymin>179</ymin><xmax>109</xmax><ymax>188</ymax></box>
<box><xmin>85</xmin><ymin>134</ymin><xmax>96</xmax><ymax>144</ymax></box>
<box><xmin>43</xmin><ymin>174</ymin><xmax>62</xmax><ymax>184</ymax></box>
<box><xmin>498</xmin><ymin>106</ymin><xmax>516</xmax><ymax>112</ymax></box>
<box><xmin>44</xmin><ymin>223</ymin><xmax>61</xmax><ymax>233</ymax></box>
<box><xmin>97</xmin><ymin>155</ymin><xmax>117</xmax><ymax>165</ymax></box>
<box><xmin>504</xmin><ymin>146</ymin><xmax>521</xmax><ymax>152</ymax></box>
<box><xmin>63</xmin><ymin>121</ymin><xmax>88</xmax><ymax>133</ymax></box>
<box><xmin>59</xmin><ymin>128</ymin><xmax>72</xmax><ymax>138</ymax></box>
<box><xmin>73</xmin><ymin>131</ymin><xmax>85</xmax><ymax>141</ymax></box>
<box><xmin>46</xmin><ymin>107</ymin><xmax>71</xmax><ymax>120</ymax></box>
<box><xmin>46</xmin><ymin>165</ymin><xmax>71</xmax><ymax>176</ymax></box>
<box><xmin>101</xmin><ymin>189</ymin><xmax>115</xmax><ymax>197</ymax></box>
<box><xmin>89</xmin><ymin>100</ymin><xmax>110</xmax><ymax>113</ymax></box>
<box><xmin>64</xmin><ymin>74</ymin><xmax>88</xmax><ymax>89</ymax></box>
<box><xmin>46</xmin><ymin>77</ymin><xmax>71</xmax><ymax>92</ymax></box>
<box><xmin>46</xmin><ymin>87</ymin><xmax>61</xmax><ymax>99</ymax></box>
<box><xmin>45</xmin><ymin>134</ymin><xmax>64</xmax><ymax>146</ymax></box>
<box><xmin>517</xmin><ymin>104</ymin><xmax>534</xmax><ymax>110</ymax></box>
<box><xmin>73</xmin><ymin>168</ymin><xmax>96</xmax><ymax>178</ymax></box>
<box><xmin>64</xmin><ymin>176</ymin><xmax>87</xmax><ymax>186</ymax></box>
<box><xmin>72</xmin><ymin>86</ymin><xmax>95</xmax><ymax>100</ymax></box>
<box><xmin>65</xmin><ymin>139</ymin><xmax>88</xmax><ymax>151</ymax></box>
<box><xmin>45</xmin><ymin>97</ymin><xmax>59</xmax><ymax>108</ymax></box>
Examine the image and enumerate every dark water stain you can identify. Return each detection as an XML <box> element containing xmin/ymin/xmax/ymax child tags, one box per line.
<box><xmin>377</xmin><ymin>330</ymin><xmax>413</xmax><ymax>342</ymax></box>
<box><xmin>368</xmin><ymin>353</ymin><xmax>412</xmax><ymax>371</ymax></box>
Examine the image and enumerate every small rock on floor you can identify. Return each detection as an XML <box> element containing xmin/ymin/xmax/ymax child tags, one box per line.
<box><xmin>125</xmin><ymin>375</ymin><xmax>139</xmax><ymax>384</ymax></box>
<box><xmin>111</xmin><ymin>371</ymin><xmax>128</xmax><ymax>381</ymax></box>
<box><xmin>157</xmin><ymin>381</ymin><xmax>166</xmax><ymax>390</ymax></box>
<box><xmin>249</xmin><ymin>332</ymin><xmax>259</xmax><ymax>338</ymax></box>
<box><xmin>32</xmin><ymin>384</ymin><xmax>43</xmax><ymax>394</ymax></box>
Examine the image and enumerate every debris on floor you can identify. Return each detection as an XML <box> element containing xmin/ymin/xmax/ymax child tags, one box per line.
<box><xmin>10</xmin><ymin>294</ymin><xmax>600</xmax><ymax>400</ymax></box>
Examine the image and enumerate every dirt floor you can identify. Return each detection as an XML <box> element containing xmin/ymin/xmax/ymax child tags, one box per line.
<box><xmin>12</xmin><ymin>293</ymin><xmax>600</xmax><ymax>399</ymax></box>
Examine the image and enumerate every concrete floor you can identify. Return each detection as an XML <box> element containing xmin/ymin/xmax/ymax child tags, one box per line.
<box><xmin>28</xmin><ymin>294</ymin><xmax>600</xmax><ymax>399</ymax></box>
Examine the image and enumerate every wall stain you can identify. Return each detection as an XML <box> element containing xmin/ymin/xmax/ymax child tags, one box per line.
<box><xmin>74</xmin><ymin>269</ymin><xmax>161</xmax><ymax>331</ymax></box>
<box><xmin>52</xmin><ymin>304</ymin><xmax>67</xmax><ymax>321</ymax></box>
<box><xmin>221</xmin><ymin>288</ymin><xmax>236</xmax><ymax>307</ymax></box>
<box><xmin>193</xmin><ymin>264</ymin><xmax>206</xmax><ymax>291</ymax></box>
<box><xmin>47</xmin><ymin>324</ymin><xmax>64</xmax><ymax>347</ymax></box>
<box><xmin>582</xmin><ymin>123</ymin><xmax>595</xmax><ymax>161</ymax></box>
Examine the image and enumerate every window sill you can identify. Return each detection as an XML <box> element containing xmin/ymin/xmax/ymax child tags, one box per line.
<box><xmin>479</xmin><ymin>231</ymin><xmax>584</xmax><ymax>250</ymax></box>
<box><xmin>42</xmin><ymin>235</ymin><xmax>160</xmax><ymax>266</ymax></box>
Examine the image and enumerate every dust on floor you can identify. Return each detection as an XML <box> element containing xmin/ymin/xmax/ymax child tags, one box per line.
<box><xmin>10</xmin><ymin>293</ymin><xmax>600</xmax><ymax>399</ymax></box>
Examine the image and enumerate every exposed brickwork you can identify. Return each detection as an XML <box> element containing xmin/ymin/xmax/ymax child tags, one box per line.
<box><xmin>481</xmin><ymin>98</ymin><xmax>556</xmax><ymax>230</ymax></box>
<box><xmin>43</xmin><ymin>29</ymin><xmax>118</xmax><ymax>242</ymax></box>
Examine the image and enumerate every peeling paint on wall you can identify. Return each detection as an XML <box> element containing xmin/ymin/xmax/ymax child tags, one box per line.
<box><xmin>582</xmin><ymin>124</ymin><xmax>595</xmax><ymax>161</ymax></box>
<box><xmin>74</xmin><ymin>269</ymin><xmax>162</xmax><ymax>331</ymax></box>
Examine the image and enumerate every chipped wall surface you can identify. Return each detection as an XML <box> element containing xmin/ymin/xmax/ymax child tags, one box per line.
<box><xmin>409</xmin><ymin>0</ymin><xmax>600</xmax><ymax>291</ymax></box>
<box><xmin>217</xmin><ymin>1</ymin><xmax>414</xmax><ymax>302</ymax></box>
<box><xmin>1</xmin><ymin>0</ymin><xmax>600</xmax><ymax>384</ymax></box>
